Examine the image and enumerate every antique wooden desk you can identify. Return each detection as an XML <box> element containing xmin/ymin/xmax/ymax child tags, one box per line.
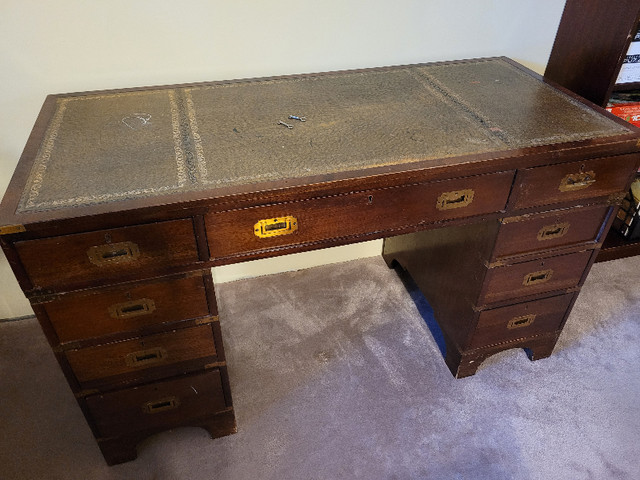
<box><xmin>1</xmin><ymin>58</ymin><xmax>639</xmax><ymax>465</ymax></box>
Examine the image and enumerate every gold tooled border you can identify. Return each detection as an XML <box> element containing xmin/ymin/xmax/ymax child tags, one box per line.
<box><xmin>18</xmin><ymin>89</ymin><xmax>187</xmax><ymax>213</ymax></box>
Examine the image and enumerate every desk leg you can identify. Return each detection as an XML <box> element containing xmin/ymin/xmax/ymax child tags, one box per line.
<box><xmin>382</xmin><ymin>222</ymin><xmax>567</xmax><ymax>378</ymax></box>
<box><xmin>444</xmin><ymin>332</ymin><xmax>560</xmax><ymax>378</ymax></box>
<box><xmin>95</xmin><ymin>410</ymin><xmax>237</xmax><ymax>465</ymax></box>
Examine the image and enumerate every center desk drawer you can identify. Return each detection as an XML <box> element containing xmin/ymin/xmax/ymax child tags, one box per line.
<box><xmin>65</xmin><ymin>324</ymin><xmax>219</xmax><ymax>388</ymax></box>
<box><xmin>41</xmin><ymin>272</ymin><xmax>213</xmax><ymax>345</ymax></box>
<box><xmin>15</xmin><ymin>219</ymin><xmax>200</xmax><ymax>291</ymax></box>
<box><xmin>478</xmin><ymin>250</ymin><xmax>592</xmax><ymax>305</ymax></box>
<box><xmin>206</xmin><ymin>171</ymin><xmax>514</xmax><ymax>260</ymax></box>
<box><xmin>510</xmin><ymin>154</ymin><xmax>638</xmax><ymax>210</ymax></box>
<box><xmin>85</xmin><ymin>369</ymin><xmax>228</xmax><ymax>439</ymax></box>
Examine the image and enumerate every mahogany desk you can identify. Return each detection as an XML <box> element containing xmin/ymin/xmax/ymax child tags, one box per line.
<box><xmin>1</xmin><ymin>57</ymin><xmax>639</xmax><ymax>465</ymax></box>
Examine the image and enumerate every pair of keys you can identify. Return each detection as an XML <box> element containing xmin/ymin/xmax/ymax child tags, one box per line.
<box><xmin>278</xmin><ymin>115</ymin><xmax>306</xmax><ymax>129</ymax></box>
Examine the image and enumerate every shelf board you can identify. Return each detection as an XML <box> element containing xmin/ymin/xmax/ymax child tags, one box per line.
<box><xmin>613</xmin><ymin>82</ymin><xmax>640</xmax><ymax>92</ymax></box>
<box><xmin>596</xmin><ymin>229</ymin><xmax>640</xmax><ymax>262</ymax></box>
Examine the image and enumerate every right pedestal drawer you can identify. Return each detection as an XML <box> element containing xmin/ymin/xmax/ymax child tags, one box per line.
<box><xmin>510</xmin><ymin>154</ymin><xmax>638</xmax><ymax>210</ymax></box>
<box><xmin>478</xmin><ymin>250</ymin><xmax>592</xmax><ymax>305</ymax></box>
<box><xmin>491</xmin><ymin>205</ymin><xmax>610</xmax><ymax>260</ymax></box>
<box><xmin>468</xmin><ymin>293</ymin><xmax>574</xmax><ymax>350</ymax></box>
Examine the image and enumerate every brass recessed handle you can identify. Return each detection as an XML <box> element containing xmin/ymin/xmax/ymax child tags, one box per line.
<box><xmin>125</xmin><ymin>347</ymin><xmax>167</xmax><ymax>367</ymax></box>
<box><xmin>436</xmin><ymin>189</ymin><xmax>475</xmax><ymax>210</ymax></box>
<box><xmin>507</xmin><ymin>314</ymin><xmax>536</xmax><ymax>329</ymax></box>
<box><xmin>559</xmin><ymin>171</ymin><xmax>596</xmax><ymax>192</ymax></box>
<box><xmin>142</xmin><ymin>396</ymin><xmax>180</xmax><ymax>414</ymax></box>
<box><xmin>254</xmin><ymin>216</ymin><xmax>298</xmax><ymax>238</ymax></box>
<box><xmin>537</xmin><ymin>222</ymin><xmax>570</xmax><ymax>241</ymax></box>
<box><xmin>87</xmin><ymin>241</ymin><xmax>140</xmax><ymax>266</ymax></box>
<box><xmin>523</xmin><ymin>269</ymin><xmax>553</xmax><ymax>286</ymax></box>
<box><xmin>108</xmin><ymin>298</ymin><xmax>156</xmax><ymax>319</ymax></box>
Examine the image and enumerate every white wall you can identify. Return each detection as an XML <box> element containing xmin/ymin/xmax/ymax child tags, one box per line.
<box><xmin>0</xmin><ymin>0</ymin><xmax>566</xmax><ymax>318</ymax></box>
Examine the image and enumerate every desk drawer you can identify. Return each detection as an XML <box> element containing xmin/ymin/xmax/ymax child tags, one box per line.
<box><xmin>66</xmin><ymin>324</ymin><xmax>219</xmax><ymax>387</ymax></box>
<box><xmin>15</xmin><ymin>219</ymin><xmax>200</xmax><ymax>291</ymax></box>
<box><xmin>478</xmin><ymin>250</ymin><xmax>592</xmax><ymax>305</ymax></box>
<box><xmin>207</xmin><ymin>171</ymin><xmax>514</xmax><ymax>260</ymax></box>
<box><xmin>468</xmin><ymin>293</ymin><xmax>574</xmax><ymax>350</ymax></box>
<box><xmin>41</xmin><ymin>272</ymin><xmax>213</xmax><ymax>345</ymax></box>
<box><xmin>510</xmin><ymin>154</ymin><xmax>637</xmax><ymax>210</ymax></box>
<box><xmin>86</xmin><ymin>369</ymin><xmax>228</xmax><ymax>438</ymax></box>
<box><xmin>492</xmin><ymin>205</ymin><xmax>610</xmax><ymax>260</ymax></box>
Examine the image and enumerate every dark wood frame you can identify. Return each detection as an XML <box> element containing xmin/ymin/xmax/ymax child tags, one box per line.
<box><xmin>2</xmin><ymin>56</ymin><xmax>640</xmax><ymax>464</ymax></box>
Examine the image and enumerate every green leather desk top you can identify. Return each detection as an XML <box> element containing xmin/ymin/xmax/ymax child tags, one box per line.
<box><xmin>13</xmin><ymin>58</ymin><xmax>630</xmax><ymax>214</ymax></box>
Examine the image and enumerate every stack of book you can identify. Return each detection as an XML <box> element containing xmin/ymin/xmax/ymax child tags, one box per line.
<box><xmin>614</xmin><ymin>178</ymin><xmax>640</xmax><ymax>239</ymax></box>
<box><xmin>615</xmin><ymin>26</ymin><xmax>640</xmax><ymax>85</ymax></box>
<box><xmin>607</xmin><ymin>91</ymin><xmax>640</xmax><ymax>127</ymax></box>
<box><xmin>609</xmin><ymin>27</ymin><xmax>640</xmax><ymax>127</ymax></box>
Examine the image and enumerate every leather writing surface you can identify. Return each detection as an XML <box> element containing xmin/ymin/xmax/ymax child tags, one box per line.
<box><xmin>17</xmin><ymin>58</ymin><xmax>628</xmax><ymax>214</ymax></box>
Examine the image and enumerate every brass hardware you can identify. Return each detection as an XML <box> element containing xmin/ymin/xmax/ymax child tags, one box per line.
<box><xmin>254</xmin><ymin>216</ymin><xmax>298</xmax><ymax>238</ymax></box>
<box><xmin>507</xmin><ymin>314</ymin><xmax>536</xmax><ymax>329</ymax></box>
<box><xmin>142</xmin><ymin>396</ymin><xmax>180</xmax><ymax>414</ymax></box>
<box><xmin>608</xmin><ymin>191</ymin><xmax>627</xmax><ymax>205</ymax></box>
<box><xmin>523</xmin><ymin>269</ymin><xmax>553</xmax><ymax>286</ymax></box>
<box><xmin>558</xmin><ymin>171</ymin><xmax>596</xmax><ymax>192</ymax></box>
<box><xmin>436</xmin><ymin>189</ymin><xmax>474</xmax><ymax>210</ymax></box>
<box><xmin>0</xmin><ymin>224</ymin><xmax>26</xmax><ymax>235</ymax></box>
<box><xmin>195</xmin><ymin>315</ymin><xmax>219</xmax><ymax>325</ymax></box>
<box><xmin>32</xmin><ymin>293</ymin><xmax>62</xmax><ymax>304</ymax></box>
<box><xmin>87</xmin><ymin>241</ymin><xmax>140</xmax><ymax>266</ymax></box>
<box><xmin>125</xmin><ymin>347</ymin><xmax>167</xmax><ymax>367</ymax></box>
<box><xmin>537</xmin><ymin>222</ymin><xmax>570</xmax><ymax>241</ymax></box>
<box><xmin>204</xmin><ymin>361</ymin><xmax>225</xmax><ymax>369</ymax></box>
<box><xmin>108</xmin><ymin>298</ymin><xmax>156</xmax><ymax>319</ymax></box>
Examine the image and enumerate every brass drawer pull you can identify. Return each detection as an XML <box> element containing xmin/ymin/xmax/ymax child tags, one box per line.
<box><xmin>523</xmin><ymin>269</ymin><xmax>553</xmax><ymax>286</ymax></box>
<box><xmin>87</xmin><ymin>241</ymin><xmax>140</xmax><ymax>266</ymax></box>
<box><xmin>254</xmin><ymin>216</ymin><xmax>298</xmax><ymax>238</ymax></box>
<box><xmin>142</xmin><ymin>396</ymin><xmax>180</xmax><ymax>414</ymax></box>
<box><xmin>507</xmin><ymin>314</ymin><xmax>536</xmax><ymax>329</ymax></box>
<box><xmin>108</xmin><ymin>298</ymin><xmax>156</xmax><ymax>319</ymax></box>
<box><xmin>537</xmin><ymin>222</ymin><xmax>570</xmax><ymax>241</ymax></box>
<box><xmin>559</xmin><ymin>171</ymin><xmax>596</xmax><ymax>192</ymax></box>
<box><xmin>125</xmin><ymin>347</ymin><xmax>167</xmax><ymax>367</ymax></box>
<box><xmin>436</xmin><ymin>189</ymin><xmax>474</xmax><ymax>210</ymax></box>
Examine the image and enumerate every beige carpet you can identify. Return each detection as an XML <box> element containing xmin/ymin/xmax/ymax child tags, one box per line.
<box><xmin>1</xmin><ymin>254</ymin><xmax>639</xmax><ymax>479</ymax></box>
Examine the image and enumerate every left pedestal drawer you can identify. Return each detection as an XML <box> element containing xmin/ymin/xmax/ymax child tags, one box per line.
<box><xmin>15</xmin><ymin>218</ymin><xmax>200</xmax><ymax>291</ymax></box>
<box><xmin>66</xmin><ymin>324</ymin><xmax>220</xmax><ymax>389</ymax></box>
<box><xmin>40</xmin><ymin>272</ymin><xmax>213</xmax><ymax>344</ymax></box>
<box><xmin>85</xmin><ymin>369</ymin><xmax>229</xmax><ymax>439</ymax></box>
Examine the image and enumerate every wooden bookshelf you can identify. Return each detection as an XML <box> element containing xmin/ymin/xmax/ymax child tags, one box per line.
<box><xmin>545</xmin><ymin>0</ymin><xmax>640</xmax><ymax>262</ymax></box>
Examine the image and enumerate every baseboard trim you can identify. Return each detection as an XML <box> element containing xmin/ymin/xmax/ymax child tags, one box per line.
<box><xmin>0</xmin><ymin>315</ymin><xmax>36</xmax><ymax>324</ymax></box>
